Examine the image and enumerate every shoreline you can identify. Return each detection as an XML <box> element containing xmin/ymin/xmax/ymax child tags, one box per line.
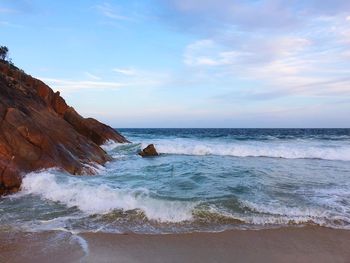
<box><xmin>1</xmin><ymin>226</ymin><xmax>350</xmax><ymax>263</ymax></box>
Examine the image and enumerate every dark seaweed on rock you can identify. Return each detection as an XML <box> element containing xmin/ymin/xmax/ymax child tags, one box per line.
<box><xmin>0</xmin><ymin>61</ymin><xmax>128</xmax><ymax>195</ymax></box>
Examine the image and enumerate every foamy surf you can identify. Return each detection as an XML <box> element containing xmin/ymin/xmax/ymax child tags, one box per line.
<box><xmin>18</xmin><ymin>169</ymin><xmax>350</xmax><ymax>231</ymax></box>
<box><xmin>149</xmin><ymin>139</ymin><xmax>350</xmax><ymax>161</ymax></box>
<box><xmin>101</xmin><ymin>140</ymin><xmax>124</xmax><ymax>152</ymax></box>
<box><xmin>21</xmin><ymin>171</ymin><xmax>196</xmax><ymax>223</ymax></box>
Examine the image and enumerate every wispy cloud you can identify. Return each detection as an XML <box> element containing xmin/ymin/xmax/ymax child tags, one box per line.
<box><xmin>0</xmin><ymin>7</ymin><xmax>17</xmax><ymax>13</ymax></box>
<box><xmin>161</xmin><ymin>0</ymin><xmax>350</xmax><ymax>101</ymax></box>
<box><xmin>184</xmin><ymin>36</ymin><xmax>311</xmax><ymax>67</ymax></box>
<box><xmin>41</xmin><ymin>78</ymin><xmax>126</xmax><ymax>93</ymax></box>
<box><xmin>0</xmin><ymin>21</ymin><xmax>23</xmax><ymax>28</ymax></box>
<box><xmin>160</xmin><ymin>0</ymin><xmax>350</xmax><ymax>33</ymax></box>
<box><xmin>95</xmin><ymin>2</ymin><xmax>132</xmax><ymax>21</ymax></box>
<box><xmin>0</xmin><ymin>0</ymin><xmax>36</xmax><ymax>15</ymax></box>
<box><xmin>40</xmin><ymin>67</ymin><xmax>170</xmax><ymax>93</ymax></box>
<box><xmin>112</xmin><ymin>67</ymin><xmax>171</xmax><ymax>87</ymax></box>
<box><xmin>112</xmin><ymin>68</ymin><xmax>137</xmax><ymax>76</ymax></box>
<box><xmin>180</xmin><ymin>7</ymin><xmax>350</xmax><ymax>101</ymax></box>
<box><xmin>84</xmin><ymin>72</ymin><xmax>101</xmax><ymax>80</ymax></box>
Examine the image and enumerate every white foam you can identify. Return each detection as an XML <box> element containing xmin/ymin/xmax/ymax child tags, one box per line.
<box><xmin>21</xmin><ymin>171</ymin><xmax>195</xmax><ymax>223</ymax></box>
<box><xmin>82</xmin><ymin>163</ymin><xmax>106</xmax><ymax>175</ymax></box>
<box><xmin>70</xmin><ymin>234</ymin><xmax>89</xmax><ymax>257</ymax></box>
<box><xmin>148</xmin><ymin>139</ymin><xmax>350</xmax><ymax>161</ymax></box>
<box><xmin>101</xmin><ymin>140</ymin><xmax>119</xmax><ymax>151</ymax></box>
<box><xmin>101</xmin><ymin>140</ymin><xmax>129</xmax><ymax>152</ymax></box>
<box><xmin>195</xmin><ymin>203</ymin><xmax>342</xmax><ymax>228</ymax></box>
<box><xmin>240</xmin><ymin>200</ymin><xmax>327</xmax><ymax>218</ymax></box>
<box><xmin>236</xmin><ymin>200</ymin><xmax>350</xmax><ymax>227</ymax></box>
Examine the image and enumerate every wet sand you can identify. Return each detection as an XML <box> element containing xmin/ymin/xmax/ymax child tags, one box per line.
<box><xmin>1</xmin><ymin>227</ymin><xmax>350</xmax><ymax>263</ymax></box>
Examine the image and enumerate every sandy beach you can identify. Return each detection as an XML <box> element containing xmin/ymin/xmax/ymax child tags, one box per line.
<box><xmin>1</xmin><ymin>226</ymin><xmax>350</xmax><ymax>263</ymax></box>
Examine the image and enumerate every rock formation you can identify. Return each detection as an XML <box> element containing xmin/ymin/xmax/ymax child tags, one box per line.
<box><xmin>0</xmin><ymin>61</ymin><xmax>129</xmax><ymax>195</ymax></box>
<box><xmin>139</xmin><ymin>144</ymin><xmax>159</xmax><ymax>157</ymax></box>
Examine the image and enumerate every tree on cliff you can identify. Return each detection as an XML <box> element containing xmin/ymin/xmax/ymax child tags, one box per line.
<box><xmin>0</xmin><ymin>46</ymin><xmax>9</xmax><ymax>61</ymax></box>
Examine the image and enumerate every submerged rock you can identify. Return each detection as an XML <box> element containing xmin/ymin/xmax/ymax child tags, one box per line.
<box><xmin>139</xmin><ymin>144</ymin><xmax>159</xmax><ymax>157</ymax></box>
<box><xmin>0</xmin><ymin>61</ymin><xmax>129</xmax><ymax>195</ymax></box>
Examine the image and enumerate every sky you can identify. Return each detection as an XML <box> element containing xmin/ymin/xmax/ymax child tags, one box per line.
<box><xmin>1</xmin><ymin>0</ymin><xmax>350</xmax><ymax>128</ymax></box>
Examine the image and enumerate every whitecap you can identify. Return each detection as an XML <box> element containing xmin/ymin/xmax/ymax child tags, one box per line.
<box><xmin>147</xmin><ymin>138</ymin><xmax>350</xmax><ymax>161</ymax></box>
<box><xmin>21</xmin><ymin>171</ymin><xmax>196</xmax><ymax>223</ymax></box>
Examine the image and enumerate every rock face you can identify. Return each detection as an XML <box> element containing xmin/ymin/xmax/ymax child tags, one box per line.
<box><xmin>0</xmin><ymin>61</ymin><xmax>129</xmax><ymax>195</ymax></box>
<box><xmin>139</xmin><ymin>144</ymin><xmax>159</xmax><ymax>157</ymax></box>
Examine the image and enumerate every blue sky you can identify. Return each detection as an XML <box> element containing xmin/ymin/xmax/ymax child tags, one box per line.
<box><xmin>1</xmin><ymin>0</ymin><xmax>350</xmax><ymax>127</ymax></box>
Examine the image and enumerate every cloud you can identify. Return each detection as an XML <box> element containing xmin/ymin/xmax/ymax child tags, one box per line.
<box><xmin>183</xmin><ymin>36</ymin><xmax>312</xmax><ymax>69</ymax></box>
<box><xmin>112</xmin><ymin>68</ymin><xmax>137</xmax><ymax>76</ymax></box>
<box><xmin>0</xmin><ymin>0</ymin><xmax>36</xmax><ymax>14</ymax></box>
<box><xmin>40</xmin><ymin>78</ymin><xmax>126</xmax><ymax>93</ymax></box>
<box><xmin>185</xmin><ymin>34</ymin><xmax>350</xmax><ymax>99</ymax></box>
<box><xmin>304</xmin><ymin>0</ymin><xmax>350</xmax><ymax>14</ymax></box>
<box><xmin>95</xmin><ymin>2</ymin><xmax>131</xmax><ymax>21</ymax></box>
<box><xmin>111</xmin><ymin>67</ymin><xmax>171</xmax><ymax>88</ymax></box>
<box><xmin>159</xmin><ymin>0</ymin><xmax>350</xmax><ymax>101</ymax></box>
<box><xmin>184</xmin><ymin>39</ymin><xmax>229</xmax><ymax>66</ymax></box>
<box><xmin>160</xmin><ymin>0</ymin><xmax>350</xmax><ymax>33</ymax></box>
<box><xmin>84</xmin><ymin>72</ymin><xmax>101</xmax><ymax>80</ymax></box>
<box><xmin>0</xmin><ymin>7</ymin><xmax>16</xmax><ymax>13</ymax></box>
<box><xmin>39</xmin><ymin>67</ymin><xmax>171</xmax><ymax>93</ymax></box>
<box><xmin>158</xmin><ymin>0</ymin><xmax>301</xmax><ymax>33</ymax></box>
<box><xmin>0</xmin><ymin>21</ymin><xmax>23</xmax><ymax>28</ymax></box>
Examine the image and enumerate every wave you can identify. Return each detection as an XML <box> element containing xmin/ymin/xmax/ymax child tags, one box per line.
<box><xmin>102</xmin><ymin>136</ymin><xmax>350</xmax><ymax>162</ymax></box>
<box><xmin>148</xmin><ymin>140</ymin><xmax>350</xmax><ymax>161</ymax></box>
<box><xmin>102</xmin><ymin>141</ymin><xmax>142</xmax><ymax>158</ymax></box>
<box><xmin>195</xmin><ymin>201</ymin><xmax>350</xmax><ymax>229</ymax></box>
<box><xmin>21</xmin><ymin>171</ymin><xmax>196</xmax><ymax>223</ymax></box>
<box><xmin>101</xmin><ymin>140</ymin><xmax>126</xmax><ymax>152</ymax></box>
<box><xmin>239</xmin><ymin>200</ymin><xmax>328</xmax><ymax>224</ymax></box>
<box><xmin>236</xmin><ymin>200</ymin><xmax>350</xmax><ymax>228</ymax></box>
<box><xmin>17</xmin><ymin>169</ymin><xmax>350</xmax><ymax>231</ymax></box>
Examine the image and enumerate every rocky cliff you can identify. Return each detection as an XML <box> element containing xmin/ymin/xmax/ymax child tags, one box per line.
<box><xmin>0</xmin><ymin>61</ymin><xmax>128</xmax><ymax>195</ymax></box>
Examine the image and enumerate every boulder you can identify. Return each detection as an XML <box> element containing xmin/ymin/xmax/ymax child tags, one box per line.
<box><xmin>139</xmin><ymin>144</ymin><xmax>159</xmax><ymax>157</ymax></box>
<box><xmin>0</xmin><ymin>61</ymin><xmax>129</xmax><ymax>195</ymax></box>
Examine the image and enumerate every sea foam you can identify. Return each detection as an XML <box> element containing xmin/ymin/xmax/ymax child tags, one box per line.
<box><xmin>101</xmin><ymin>140</ymin><xmax>122</xmax><ymax>152</ymax></box>
<box><xmin>21</xmin><ymin>171</ymin><xmax>196</xmax><ymax>223</ymax></box>
<box><xmin>148</xmin><ymin>139</ymin><xmax>350</xmax><ymax>161</ymax></box>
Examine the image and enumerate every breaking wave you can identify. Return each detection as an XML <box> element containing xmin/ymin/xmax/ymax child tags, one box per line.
<box><xmin>21</xmin><ymin>171</ymin><xmax>196</xmax><ymax>223</ymax></box>
<box><xmin>150</xmin><ymin>140</ymin><xmax>350</xmax><ymax>161</ymax></box>
<box><xmin>17</xmin><ymin>170</ymin><xmax>350</xmax><ymax>231</ymax></box>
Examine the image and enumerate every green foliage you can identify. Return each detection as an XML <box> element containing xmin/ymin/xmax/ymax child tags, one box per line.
<box><xmin>0</xmin><ymin>46</ymin><xmax>9</xmax><ymax>61</ymax></box>
<box><xmin>0</xmin><ymin>46</ymin><xmax>21</xmax><ymax>72</ymax></box>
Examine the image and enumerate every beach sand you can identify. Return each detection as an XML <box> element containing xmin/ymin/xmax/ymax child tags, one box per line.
<box><xmin>1</xmin><ymin>227</ymin><xmax>350</xmax><ymax>263</ymax></box>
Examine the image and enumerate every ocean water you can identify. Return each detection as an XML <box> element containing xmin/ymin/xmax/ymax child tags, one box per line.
<box><xmin>1</xmin><ymin>128</ymin><xmax>350</xmax><ymax>234</ymax></box>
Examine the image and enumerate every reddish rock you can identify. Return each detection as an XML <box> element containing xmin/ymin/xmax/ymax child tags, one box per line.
<box><xmin>0</xmin><ymin>61</ymin><xmax>129</xmax><ymax>195</ymax></box>
<box><xmin>139</xmin><ymin>144</ymin><xmax>159</xmax><ymax>157</ymax></box>
<box><xmin>63</xmin><ymin>107</ymin><xmax>129</xmax><ymax>146</ymax></box>
<box><xmin>52</xmin><ymin>91</ymin><xmax>68</xmax><ymax>116</ymax></box>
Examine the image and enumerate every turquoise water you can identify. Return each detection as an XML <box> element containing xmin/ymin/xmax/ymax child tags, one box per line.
<box><xmin>1</xmin><ymin>129</ymin><xmax>350</xmax><ymax>233</ymax></box>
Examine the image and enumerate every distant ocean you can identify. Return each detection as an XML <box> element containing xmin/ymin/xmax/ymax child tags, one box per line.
<box><xmin>1</xmin><ymin>128</ymin><xmax>350</xmax><ymax>234</ymax></box>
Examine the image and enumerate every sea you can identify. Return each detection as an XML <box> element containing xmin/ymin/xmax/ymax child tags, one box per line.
<box><xmin>1</xmin><ymin>128</ymin><xmax>350</xmax><ymax>234</ymax></box>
